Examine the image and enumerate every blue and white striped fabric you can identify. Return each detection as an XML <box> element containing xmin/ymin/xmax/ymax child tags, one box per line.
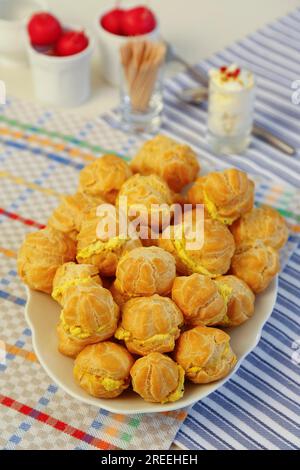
<box><xmin>169</xmin><ymin>9</ymin><xmax>300</xmax><ymax>450</ymax></box>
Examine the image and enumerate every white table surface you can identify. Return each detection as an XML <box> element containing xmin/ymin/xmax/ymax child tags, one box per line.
<box><xmin>1</xmin><ymin>0</ymin><xmax>300</xmax><ymax>119</ymax></box>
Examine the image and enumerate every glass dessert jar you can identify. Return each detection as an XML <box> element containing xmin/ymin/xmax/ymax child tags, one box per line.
<box><xmin>207</xmin><ymin>65</ymin><xmax>255</xmax><ymax>154</ymax></box>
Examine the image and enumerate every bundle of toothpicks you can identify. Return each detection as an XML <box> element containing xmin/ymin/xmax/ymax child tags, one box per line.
<box><xmin>120</xmin><ymin>40</ymin><xmax>166</xmax><ymax>112</ymax></box>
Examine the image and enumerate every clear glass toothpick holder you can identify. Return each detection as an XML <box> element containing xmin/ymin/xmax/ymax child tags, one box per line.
<box><xmin>119</xmin><ymin>40</ymin><xmax>165</xmax><ymax>133</ymax></box>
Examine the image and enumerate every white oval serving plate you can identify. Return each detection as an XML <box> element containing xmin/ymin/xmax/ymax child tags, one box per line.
<box><xmin>25</xmin><ymin>279</ymin><xmax>277</xmax><ymax>414</ymax></box>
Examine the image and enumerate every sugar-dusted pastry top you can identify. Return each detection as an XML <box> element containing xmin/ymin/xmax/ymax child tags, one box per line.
<box><xmin>115</xmin><ymin>294</ymin><xmax>183</xmax><ymax>356</ymax></box>
<box><xmin>188</xmin><ymin>168</ymin><xmax>254</xmax><ymax>225</ymax></box>
<box><xmin>114</xmin><ymin>246</ymin><xmax>176</xmax><ymax>298</ymax></box>
<box><xmin>231</xmin><ymin>205</ymin><xmax>288</xmax><ymax>250</ymax></box>
<box><xmin>48</xmin><ymin>192</ymin><xmax>105</xmax><ymax>241</ymax></box>
<box><xmin>174</xmin><ymin>326</ymin><xmax>237</xmax><ymax>384</ymax></box>
<box><xmin>52</xmin><ymin>262</ymin><xmax>102</xmax><ymax>306</ymax></box>
<box><xmin>231</xmin><ymin>241</ymin><xmax>279</xmax><ymax>294</ymax></box>
<box><xmin>130</xmin><ymin>352</ymin><xmax>185</xmax><ymax>403</ymax></box>
<box><xmin>74</xmin><ymin>342</ymin><xmax>134</xmax><ymax>398</ymax></box>
<box><xmin>131</xmin><ymin>134</ymin><xmax>200</xmax><ymax>192</ymax></box>
<box><xmin>79</xmin><ymin>154</ymin><xmax>132</xmax><ymax>204</ymax></box>
<box><xmin>159</xmin><ymin>210</ymin><xmax>235</xmax><ymax>277</ymax></box>
<box><xmin>17</xmin><ymin>227</ymin><xmax>76</xmax><ymax>294</ymax></box>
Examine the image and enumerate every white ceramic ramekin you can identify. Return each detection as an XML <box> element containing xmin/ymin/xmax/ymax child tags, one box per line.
<box><xmin>95</xmin><ymin>9</ymin><xmax>159</xmax><ymax>87</ymax></box>
<box><xmin>26</xmin><ymin>32</ymin><xmax>94</xmax><ymax>107</ymax></box>
<box><xmin>0</xmin><ymin>0</ymin><xmax>46</xmax><ymax>64</ymax></box>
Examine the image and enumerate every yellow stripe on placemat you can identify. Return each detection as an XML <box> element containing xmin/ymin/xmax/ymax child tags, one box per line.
<box><xmin>0</xmin><ymin>171</ymin><xmax>61</xmax><ymax>198</ymax></box>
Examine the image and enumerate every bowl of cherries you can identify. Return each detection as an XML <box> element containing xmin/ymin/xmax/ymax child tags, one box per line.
<box><xmin>27</xmin><ymin>12</ymin><xmax>93</xmax><ymax>106</ymax></box>
<box><xmin>96</xmin><ymin>4</ymin><xmax>158</xmax><ymax>86</ymax></box>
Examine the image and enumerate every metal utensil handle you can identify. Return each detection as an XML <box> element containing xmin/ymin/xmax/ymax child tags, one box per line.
<box><xmin>253</xmin><ymin>125</ymin><xmax>296</xmax><ymax>156</ymax></box>
<box><xmin>173</xmin><ymin>55</ymin><xmax>209</xmax><ymax>87</ymax></box>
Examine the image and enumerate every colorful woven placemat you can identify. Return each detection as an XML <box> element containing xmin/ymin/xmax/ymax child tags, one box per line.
<box><xmin>0</xmin><ymin>6</ymin><xmax>300</xmax><ymax>451</ymax></box>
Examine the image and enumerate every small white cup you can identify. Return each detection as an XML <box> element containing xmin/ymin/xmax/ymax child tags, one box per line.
<box><xmin>0</xmin><ymin>0</ymin><xmax>46</xmax><ymax>65</ymax></box>
<box><xmin>95</xmin><ymin>9</ymin><xmax>159</xmax><ymax>87</ymax></box>
<box><xmin>27</xmin><ymin>31</ymin><xmax>94</xmax><ymax>107</ymax></box>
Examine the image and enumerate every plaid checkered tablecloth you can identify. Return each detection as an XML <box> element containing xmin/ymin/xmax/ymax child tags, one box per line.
<box><xmin>0</xmin><ymin>7</ymin><xmax>300</xmax><ymax>450</ymax></box>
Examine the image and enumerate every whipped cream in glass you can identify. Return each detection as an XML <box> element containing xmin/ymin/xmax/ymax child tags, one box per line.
<box><xmin>207</xmin><ymin>64</ymin><xmax>255</xmax><ymax>154</ymax></box>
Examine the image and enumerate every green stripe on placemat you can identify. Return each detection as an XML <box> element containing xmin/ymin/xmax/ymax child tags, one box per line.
<box><xmin>0</xmin><ymin>115</ymin><xmax>129</xmax><ymax>161</ymax></box>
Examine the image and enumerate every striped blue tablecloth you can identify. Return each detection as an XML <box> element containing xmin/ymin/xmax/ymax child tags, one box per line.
<box><xmin>166</xmin><ymin>8</ymin><xmax>300</xmax><ymax>450</ymax></box>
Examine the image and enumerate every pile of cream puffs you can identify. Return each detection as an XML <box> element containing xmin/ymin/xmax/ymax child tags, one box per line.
<box><xmin>18</xmin><ymin>135</ymin><xmax>288</xmax><ymax>404</ymax></box>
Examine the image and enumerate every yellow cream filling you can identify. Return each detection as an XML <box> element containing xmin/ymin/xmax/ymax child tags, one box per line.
<box><xmin>163</xmin><ymin>366</ymin><xmax>185</xmax><ymax>403</ymax></box>
<box><xmin>216</xmin><ymin>283</ymin><xmax>233</xmax><ymax>325</ymax></box>
<box><xmin>115</xmin><ymin>327</ymin><xmax>178</xmax><ymax>345</ymax></box>
<box><xmin>173</xmin><ymin>239</ymin><xmax>214</xmax><ymax>277</ymax></box>
<box><xmin>84</xmin><ymin>372</ymin><xmax>125</xmax><ymax>392</ymax></box>
<box><xmin>52</xmin><ymin>276</ymin><xmax>93</xmax><ymax>302</ymax></box>
<box><xmin>203</xmin><ymin>191</ymin><xmax>235</xmax><ymax>225</ymax></box>
<box><xmin>60</xmin><ymin>315</ymin><xmax>105</xmax><ymax>340</ymax></box>
<box><xmin>77</xmin><ymin>236</ymin><xmax>128</xmax><ymax>260</ymax></box>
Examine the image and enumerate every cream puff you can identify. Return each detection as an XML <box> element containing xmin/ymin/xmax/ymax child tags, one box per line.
<box><xmin>171</xmin><ymin>274</ymin><xmax>228</xmax><ymax>326</ymax></box>
<box><xmin>130</xmin><ymin>352</ymin><xmax>185</xmax><ymax>403</ymax></box>
<box><xmin>76</xmin><ymin>207</ymin><xmax>142</xmax><ymax>277</ymax></box>
<box><xmin>231</xmin><ymin>241</ymin><xmax>279</xmax><ymax>293</ymax></box>
<box><xmin>74</xmin><ymin>342</ymin><xmax>134</xmax><ymax>398</ymax></box>
<box><xmin>130</xmin><ymin>134</ymin><xmax>200</xmax><ymax>192</ymax></box>
<box><xmin>215</xmin><ymin>275</ymin><xmax>255</xmax><ymax>327</ymax></box>
<box><xmin>116</xmin><ymin>174</ymin><xmax>174</xmax><ymax>229</ymax></box>
<box><xmin>158</xmin><ymin>210</ymin><xmax>235</xmax><ymax>277</ymax></box>
<box><xmin>17</xmin><ymin>227</ymin><xmax>76</xmax><ymax>294</ymax></box>
<box><xmin>57</xmin><ymin>284</ymin><xmax>119</xmax><ymax>358</ymax></box>
<box><xmin>52</xmin><ymin>262</ymin><xmax>102</xmax><ymax>306</ymax></box>
<box><xmin>188</xmin><ymin>169</ymin><xmax>254</xmax><ymax>225</ymax></box>
<box><xmin>115</xmin><ymin>295</ymin><xmax>183</xmax><ymax>356</ymax></box>
<box><xmin>113</xmin><ymin>246</ymin><xmax>176</xmax><ymax>300</ymax></box>
<box><xmin>79</xmin><ymin>154</ymin><xmax>132</xmax><ymax>204</ymax></box>
<box><xmin>174</xmin><ymin>326</ymin><xmax>237</xmax><ymax>384</ymax></box>
<box><xmin>230</xmin><ymin>205</ymin><xmax>288</xmax><ymax>251</ymax></box>
<box><xmin>48</xmin><ymin>192</ymin><xmax>105</xmax><ymax>240</ymax></box>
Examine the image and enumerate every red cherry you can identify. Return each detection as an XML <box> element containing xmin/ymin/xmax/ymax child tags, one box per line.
<box><xmin>122</xmin><ymin>6</ymin><xmax>156</xmax><ymax>36</ymax></box>
<box><xmin>28</xmin><ymin>12</ymin><xmax>62</xmax><ymax>46</ymax></box>
<box><xmin>101</xmin><ymin>8</ymin><xmax>124</xmax><ymax>35</ymax></box>
<box><xmin>55</xmin><ymin>31</ymin><xmax>89</xmax><ymax>57</ymax></box>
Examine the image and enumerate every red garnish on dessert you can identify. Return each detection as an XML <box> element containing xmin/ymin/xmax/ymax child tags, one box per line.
<box><xmin>220</xmin><ymin>66</ymin><xmax>227</xmax><ymax>73</ymax></box>
<box><xmin>55</xmin><ymin>31</ymin><xmax>89</xmax><ymax>57</ymax></box>
<box><xmin>28</xmin><ymin>12</ymin><xmax>62</xmax><ymax>46</ymax></box>
<box><xmin>101</xmin><ymin>8</ymin><xmax>125</xmax><ymax>35</ymax></box>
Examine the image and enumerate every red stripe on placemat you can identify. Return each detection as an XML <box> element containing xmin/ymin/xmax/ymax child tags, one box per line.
<box><xmin>0</xmin><ymin>394</ymin><xmax>118</xmax><ymax>450</ymax></box>
<box><xmin>0</xmin><ymin>208</ymin><xmax>45</xmax><ymax>229</ymax></box>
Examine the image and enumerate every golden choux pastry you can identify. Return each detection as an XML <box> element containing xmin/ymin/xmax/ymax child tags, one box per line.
<box><xmin>130</xmin><ymin>352</ymin><xmax>185</xmax><ymax>403</ymax></box>
<box><xmin>116</xmin><ymin>174</ymin><xmax>174</xmax><ymax>229</ymax></box>
<box><xmin>74</xmin><ymin>342</ymin><xmax>134</xmax><ymax>398</ymax></box>
<box><xmin>231</xmin><ymin>242</ymin><xmax>280</xmax><ymax>294</ymax></box>
<box><xmin>215</xmin><ymin>275</ymin><xmax>255</xmax><ymax>327</ymax></box>
<box><xmin>174</xmin><ymin>326</ymin><xmax>237</xmax><ymax>384</ymax></box>
<box><xmin>48</xmin><ymin>192</ymin><xmax>105</xmax><ymax>240</ymax></box>
<box><xmin>188</xmin><ymin>169</ymin><xmax>254</xmax><ymax>225</ymax></box>
<box><xmin>115</xmin><ymin>295</ymin><xmax>183</xmax><ymax>356</ymax></box>
<box><xmin>130</xmin><ymin>134</ymin><xmax>200</xmax><ymax>192</ymax></box>
<box><xmin>79</xmin><ymin>154</ymin><xmax>132</xmax><ymax>204</ymax></box>
<box><xmin>171</xmin><ymin>274</ymin><xmax>228</xmax><ymax>326</ymax></box>
<box><xmin>52</xmin><ymin>262</ymin><xmax>102</xmax><ymax>306</ymax></box>
<box><xmin>113</xmin><ymin>246</ymin><xmax>176</xmax><ymax>299</ymax></box>
<box><xmin>57</xmin><ymin>284</ymin><xmax>119</xmax><ymax>358</ymax></box>
<box><xmin>18</xmin><ymin>227</ymin><xmax>76</xmax><ymax>294</ymax></box>
<box><xmin>158</xmin><ymin>211</ymin><xmax>235</xmax><ymax>277</ymax></box>
<box><xmin>231</xmin><ymin>205</ymin><xmax>288</xmax><ymax>251</ymax></box>
<box><xmin>76</xmin><ymin>207</ymin><xmax>142</xmax><ymax>277</ymax></box>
